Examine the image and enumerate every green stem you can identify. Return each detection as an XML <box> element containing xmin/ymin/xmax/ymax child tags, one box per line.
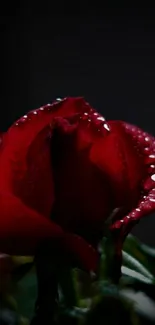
<box><xmin>103</xmin><ymin>229</ymin><xmax>122</xmax><ymax>285</ymax></box>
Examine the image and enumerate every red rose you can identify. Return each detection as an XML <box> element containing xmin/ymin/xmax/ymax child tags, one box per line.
<box><xmin>0</xmin><ymin>97</ymin><xmax>154</xmax><ymax>272</ymax></box>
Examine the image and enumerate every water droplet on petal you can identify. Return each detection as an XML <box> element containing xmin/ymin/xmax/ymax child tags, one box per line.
<box><xmin>149</xmin><ymin>197</ymin><xmax>155</xmax><ymax>202</ymax></box>
<box><xmin>151</xmin><ymin>174</ymin><xmax>155</xmax><ymax>181</ymax></box>
<box><xmin>103</xmin><ymin>123</ymin><xmax>110</xmax><ymax>131</ymax></box>
<box><xmin>144</xmin><ymin>147</ymin><xmax>150</xmax><ymax>153</ymax></box>
<box><xmin>148</xmin><ymin>165</ymin><xmax>155</xmax><ymax>173</ymax></box>
<box><xmin>96</xmin><ymin>116</ymin><xmax>105</xmax><ymax>122</ymax></box>
<box><xmin>20</xmin><ymin>117</ymin><xmax>27</xmax><ymax>123</ymax></box>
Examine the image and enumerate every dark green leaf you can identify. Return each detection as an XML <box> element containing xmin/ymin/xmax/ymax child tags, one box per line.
<box><xmin>122</xmin><ymin>251</ymin><xmax>154</xmax><ymax>282</ymax></box>
<box><xmin>12</xmin><ymin>262</ymin><xmax>34</xmax><ymax>282</ymax></box>
<box><xmin>121</xmin><ymin>266</ymin><xmax>154</xmax><ymax>285</ymax></box>
<box><xmin>141</xmin><ymin>243</ymin><xmax>155</xmax><ymax>258</ymax></box>
<box><xmin>58</xmin><ymin>266</ymin><xmax>78</xmax><ymax>308</ymax></box>
<box><xmin>123</xmin><ymin>235</ymin><xmax>155</xmax><ymax>275</ymax></box>
<box><xmin>14</xmin><ymin>272</ymin><xmax>37</xmax><ymax>319</ymax></box>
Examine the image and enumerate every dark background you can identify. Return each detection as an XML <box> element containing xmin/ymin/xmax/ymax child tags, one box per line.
<box><xmin>1</xmin><ymin>6</ymin><xmax>155</xmax><ymax>246</ymax></box>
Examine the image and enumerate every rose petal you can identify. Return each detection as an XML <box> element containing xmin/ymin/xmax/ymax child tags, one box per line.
<box><xmin>0</xmin><ymin>192</ymin><xmax>63</xmax><ymax>255</ymax></box>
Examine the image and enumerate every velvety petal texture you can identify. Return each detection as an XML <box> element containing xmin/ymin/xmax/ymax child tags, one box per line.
<box><xmin>0</xmin><ymin>97</ymin><xmax>154</xmax><ymax>272</ymax></box>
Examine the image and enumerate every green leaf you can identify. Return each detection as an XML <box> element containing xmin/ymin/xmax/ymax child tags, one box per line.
<box><xmin>121</xmin><ymin>266</ymin><xmax>154</xmax><ymax>285</ymax></box>
<box><xmin>123</xmin><ymin>235</ymin><xmax>155</xmax><ymax>277</ymax></box>
<box><xmin>14</xmin><ymin>271</ymin><xmax>37</xmax><ymax>319</ymax></box>
<box><xmin>141</xmin><ymin>243</ymin><xmax>155</xmax><ymax>258</ymax></box>
<box><xmin>12</xmin><ymin>262</ymin><xmax>34</xmax><ymax>282</ymax></box>
<box><xmin>120</xmin><ymin>289</ymin><xmax>155</xmax><ymax>323</ymax></box>
<box><xmin>84</xmin><ymin>293</ymin><xmax>139</xmax><ymax>325</ymax></box>
<box><xmin>122</xmin><ymin>251</ymin><xmax>154</xmax><ymax>281</ymax></box>
<box><xmin>99</xmin><ymin>235</ymin><xmax>155</xmax><ymax>288</ymax></box>
<box><xmin>58</xmin><ymin>266</ymin><xmax>78</xmax><ymax>308</ymax></box>
<box><xmin>123</xmin><ymin>235</ymin><xmax>148</xmax><ymax>264</ymax></box>
<box><xmin>100</xmin><ymin>233</ymin><xmax>122</xmax><ymax>284</ymax></box>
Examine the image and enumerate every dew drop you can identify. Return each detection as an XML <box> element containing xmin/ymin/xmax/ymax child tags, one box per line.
<box><xmin>20</xmin><ymin>118</ymin><xmax>26</xmax><ymax>123</ymax></box>
<box><xmin>144</xmin><ymin>147</ymin><xmax>150</xmax><ymax>153</ymax></box>
<box><xmin>151</xmin><ymin>174</ymin><xmax>155</xmax><ymax>181</ymax></box>
<box><xmin>96</xmin><ymin>116</ymin><xmax>105</xmax><ymax>122</ymax></box>
<box><xmin>149</xmin><ymin>154</ymin><xmax>155</xmax><ymax>159</ymax></box>
<box><xmin>103</xmin><ymin>123</ymin><xmax>110</xmax><ymax>131</ymax></box>
<box><xmin>149</xmin><ymin>197</ymin><xmax>155</xmax><ymax>202</ymax></box>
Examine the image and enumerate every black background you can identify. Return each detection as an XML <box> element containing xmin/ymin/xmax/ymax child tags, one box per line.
<box><xmin>1</xmin><ymin>5</ymin><xmax>155</xmax><ymax>246</ymax></box>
